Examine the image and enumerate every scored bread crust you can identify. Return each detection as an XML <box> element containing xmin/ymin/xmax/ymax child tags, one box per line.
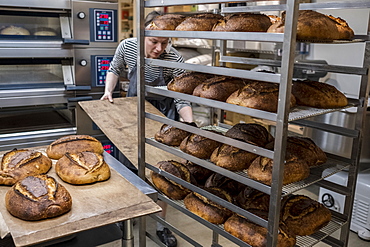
<box><xmin>184</xmin><ymin>188</ymin><xmax>233</xmax><ymax>224</ymax></box>
<box><xmin>292</xmin><ymin>80</ymin><xmax>348</xmax><ymax>108</ymax></box>
<box><xmin>167</xmin><ymin>71</ymin><xmax>213</xmax><ymax>94</ymax></box>
<box><xmin>146</xmin><ymin>14</ymin><xmax>186</xmax><ymax>30</ymax></box>
<box><xmin>151</xmin><ymin>160</ymin><xmax>194</xmax><ymax>200</ymax></box>
<box><xmin>175</xmin><ymin>13</ymin><xmax>223</xmax><ymax>31</ymax></box>
<box><xmin>281</xmin><ymin>195</ymin><xmax>332</xmax><ymax>236</ymax></box>
<box><xmin>224</xmin><ymin>213</ymin><xmax>296</xmax><ymax>247</ymax></box>
<box><xmin>213</xmin><ymin>13</ymin><xmax>272</xmax><ymax>32</ymax></box>
<box><xmin>180</xmin><ymin>131</ymin><xmax>221</xmax><ymax>159</ymax></box>
<box><xmin>193</xmin><ymin>76</ymin><xmax>246</xmax><ymax>102</ymax></box>
<box><xmin>248</xmin><ymin>156</ymin><xmax>310</xmax><ymax>186</ymax></box>
<box><xmin>0</xmin><ymin>149</ymin><xmax>52</xmax><ymax>186</ymax></box>
<box><xmin>47</xmin><ymin>135</ymin><xmax>104</xmax><ymax>160</ymax></box>
<box><xmin>267</xmin><ymin>10</ymin><xmax>354</xmax><ymax>42</ymax></box>
<box><xmin>5</xmin><ymin>175</ymin><xmax>72</xmax><ymax>221</ymax></box>
<box><xmin>55</xmin><ymin>151</ymin><xmax>110</xmax><ymax>185</ymax></box>
<box><xmin>226</xmin><ymin>81</ymin><xmax>296</xmax><ymax>113</ymax></box>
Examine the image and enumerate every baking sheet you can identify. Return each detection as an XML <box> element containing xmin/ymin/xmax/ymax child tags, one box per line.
<box><xmin>0</xmin><ymin>147</ymin><xmax>161</xmax><ymax>247</ymax></box>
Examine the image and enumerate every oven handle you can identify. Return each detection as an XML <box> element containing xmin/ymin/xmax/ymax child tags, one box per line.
<box><xmin>67</xmin><ymin>96</ymin><xmax>93</xmax><ymax>102</ymax></box>
<box><xmin>65</xmin><ymin>85</ymin><xmax>92</xmax><ymax>91</ymax></box>
<box><xmin>63</xmin><ymin>39</ymin><xmax>90</xmax><ymax>45</ymax></box>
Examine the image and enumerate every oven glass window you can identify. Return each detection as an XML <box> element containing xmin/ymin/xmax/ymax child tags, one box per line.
<box><xmin>0</xmin><ymin>11</ymin><xmax>61</xmax><ymax>40</ymax></box>
<box><xmin>0</xmin><ymin>63</ymin><xmax>64</xmax><ymax>89</ymax></box>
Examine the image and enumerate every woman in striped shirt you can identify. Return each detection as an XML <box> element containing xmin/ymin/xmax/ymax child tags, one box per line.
<box><xmin>100</xmin><ymin>25</ymin><xmax>193</xmax><ymax>122</ymax></box>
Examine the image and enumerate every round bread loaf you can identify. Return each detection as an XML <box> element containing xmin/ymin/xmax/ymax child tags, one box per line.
<box><xmin>55</xmin><ymin>151</ymin><xmax>110</xmax><ymax>185</ymax></box>
<box><xmin>167</xmin><ymin>71</ymin><xmax>214</xmax><ymax>94</ymax></box>
<box><xmin>226</xmin><ymin>81</ymin><xmax>296</xmax><ymax>113</ymax></box>
<box><xmin>281</xmin><ymin>195</ymin><xmax>332</xmax><ymax>236</ymax></box>
<box><xmin>213</xmin><ymin>13</ymin><xmax>272</xmax><ymax>32</ymax></box>
<box><xmin>1</xmin><ymin>26</ymin><xmax>30</xmax><ymax>35</ymax></box>
<box><xmin>5</xmin><ymin>175</ymin><xmax>72</xmax><ymax>221</ymax></box>
<box><xmin>46</xmin><ymin>135</ymin><xmax>104</xmax><ymax>160</ymax></box>
<box><xmin>184</xmin><ymin>187</ymin><xmax>233</xmax><ymax>224</ymax></box>
<box><xmin>175</xmin><ymin>13</ymin><xmax>223</xmax><ymax>31</ymax></box>
<box><xmin>211</xmin><ymin>144</ymin><xmax>258</xmax><ymax>171</ymax></box>
<box><xmin>154</xmin><ymin>122</ymin><xmax>197</xmax><ymax>146</ymax></box>
<box><xmin>193</xmin><ymin>76</ymin><xmax>246</xmax><ymax>102</ymax></box>
<box><xmin>292</xmin><ymin>80</ymin><xmax>348</xmax><ymax>108</ymax></box>
<box><xmin>185</xmin><ymin>161</ymin><xmax>213</xmax><ymax>185</ymax></box>
<box><xmin>286</xmin><ymin>136</ymin><xmax>327</xmax><ymax>166</ymax></box>
<box><xmin>225</xmin><ymin>123</ymin><xmax>274</xmax><ymax>146</ymax></box>
<box><xmin>151</xmin><ymin>160</ymin><xmax>195</xmax><ymax>200</ymax></box>
<box><xmin>224</xmin><ymin>212</ymin><xmax>296</xmax><ymax>247</ymax></box>
<box><xmin>146</xmin><ymin>14</ymin><xmax>186</xmax><ymax>30</ymax></box>
<box><xmin>180</xmin><ymin>130</ymin><xmax>222</xmax><ymax>159</ymax></box>
<box><xmin>267</xmin><ymin>10</ymin><xmax>354</xmax><ymax>42</ymax></box>
<box><xmin>0</xmin><ymin>149</ymin><xmax>52</xmax><ymax>186</ymax></box>
<box><xmin>247</xmin><ymin>155</ymin><xmax>310</xmax><ymax>186</ymax></box>
<box><xmin>211</xmin><ymin>123</ymin><xmax>273</xmax><ymax>171</ymax></box>
<box><xmin>204</xmin><ymin>173</ymin><xmax>246</xmax><ymax>197</ymax></box>
<box><xmin>234</xmin><ymin>186</ymin><xmax>270</xmax><ymax>212</ymax></box>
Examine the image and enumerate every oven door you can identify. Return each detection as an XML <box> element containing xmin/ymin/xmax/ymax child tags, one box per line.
<box><xmin>0</xmin><ymin>1</ymin><xmax>89</xmax><ymax>48</ymax></box>
<box><xmin>0</xmin><ymin>57</ymin><xmax>77</xmax><ymax>108</ymax></box>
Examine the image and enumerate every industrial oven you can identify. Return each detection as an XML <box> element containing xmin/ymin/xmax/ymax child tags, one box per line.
<box><xmin>0</xmin><ymin>0</ymin><xmax>119</xmax><ymax>151</ymax></box>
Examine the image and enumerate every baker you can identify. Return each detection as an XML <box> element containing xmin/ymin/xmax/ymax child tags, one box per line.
<box><xmin>100</xmin><ymin>11</ymin><xmax>193</xmax><ymax>247</ymax></box>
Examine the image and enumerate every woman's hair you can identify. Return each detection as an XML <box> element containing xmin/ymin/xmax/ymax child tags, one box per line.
<box><xmin>144</xmin><ymin>11</ymin><xmax>162</xmax><ymax>27</ymax></box>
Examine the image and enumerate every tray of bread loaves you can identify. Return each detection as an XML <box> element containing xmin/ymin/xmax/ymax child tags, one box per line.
<box><xmin>0</xmin><ymin>135</ymin><xmax>161</xmax><ymax>247</ymax></box>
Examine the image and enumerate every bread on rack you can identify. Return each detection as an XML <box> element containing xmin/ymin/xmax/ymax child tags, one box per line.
<box><xmin>292</xmin><ymin>80</ymin><xmax>348</xmax><ymax>108</ymax></box>
<box><xmin>234</xmin><ymin>186</ymin><xmax>270</xmax><ymax>212</ymax></box>
<box><xmin>46</xmin><ymin>135</ymin><xmax>104</xmax><ymax>160</ymax></box>
<box><xmin>0</xmin><ymin>149</ymin><xmax>52</xmax><ymax>186</ymax></box>
<box><xmin>146</xmin><ymin>14</ymin><xmax>187</xmax><ymax>30</ymax></box>
<box><xmin>226</xmin><ymin>80</ymin><xmax>297</xmax><ymax>113</ymax></box>
<box><xmin>224</xmin><ymin>211</ymin><xmax>296</xmax><ymax>247</ymax></box>
<box><xmin>281</xmin><ymin>194</ymin><xmax>332</xmax><ymax>236</ymax></box>
<box><xmin>55</xmin><ymin>151</ymin><xmax>111</xmax><ymax>185</ymax></box>
<box><xmin>204</xmin><ymin>173</ymin><xmax>246</xmax><ymax>198</ymax></box>
<box><xmin>210</xmin><ymin>123</ymin><xmax>273</xmax><ymax>171</ymax></box>
<box><xmin>212</xmin><ymin>13</ymin><xmax>272</xmax><ymax>32</ymax></box>
<box><xmin>185</xmin><ymin>161</ymin><xmax>213</xmax><ymax>185</ymax></box>
<box><xmin>5</xmin><ymin>175</ymin><xmax>72</xmax><ymax>221</ymax></box>
<box><xmin>167</xmin><ymin>71</ymin><xmax>214</xmax><ymax>94</ymax></box>
<box><xmin>184</xmin><ymin>187</ymin><xmax>233</xmax><ymax>224</ymax></box>
<box><xmin>267</xmin><ymin>10</ymin><xmax>354</xmax><ymax>42</ymax></box>
<box><xmin>286</xmin><ymin>136</ymin><xmax>327</xmax><ymax>167</ymax></box>
<box><xmin>180</xmin><ymin>130</ymin><xmax>222</xmax><ymax>159</ymax></box>
<box><xmin>151</xmin><ymin>160</ymin><xmax>196</xmax><ymax>200</ymax></box>
<box><xmin>193</xmin><ymin>76</ymin><xmax>246</xmax><ymax>102</ymax></box>
<box><xmin>247</xmin><ymin>153</ymin><xmax>310</xmax><ymax>186</ymax></box>
<box><xmin>154</xmin><ymin>122</ymin><xmax>198</xmax><ymax>146</ymax></box>
<box><xmin>175</xmin><ymin>13</ymin><xmax>223</xmax><ymax>31</ymax></box>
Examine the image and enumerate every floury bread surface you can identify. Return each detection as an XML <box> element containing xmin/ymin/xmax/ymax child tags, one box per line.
<box><xmin>0</xmin><ymin>149</ymin><xmax>52</xmax><ymax>186</ymax></box>
<box><xmin>46</xmin><ymin>135</ymin><xmax>104</xmax><ymax>160</ymax></box>
<box><xmin>5</xmin><ymin>175</ymin><xmax>72</xmax><ymax>221</ymax></box>
<box><xmin>55</xmin><ymin>151</ymin><xmax>111</xmax><ymax>185</ymax></box>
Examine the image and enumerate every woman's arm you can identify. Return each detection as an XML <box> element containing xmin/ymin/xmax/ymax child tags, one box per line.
<box><xmin>100</xmin><ymin>72</ymin><xmax>119</xmax><ymax>103</ymax></box>
<box><xmin>178</xmin><ymin>105</ymin><xmax>193</xmax><ymax>123</ymax></box>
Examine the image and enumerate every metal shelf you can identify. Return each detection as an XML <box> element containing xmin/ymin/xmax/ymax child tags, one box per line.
<box><xmin>146</xmin><ymin>85</ymin><xmax>359</xmax><ymax>123</ymax></box>
<box><xmin>146</xmin><ymin>137</ymin><xmax>352</xmax><ymax>196</ymax></box>
<box><xmin>158</xmin><ymin>193</ymin><xmax>347</xmax><ymax>247</ymax></box>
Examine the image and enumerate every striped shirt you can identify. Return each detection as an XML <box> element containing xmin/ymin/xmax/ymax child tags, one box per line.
<box><xmin>109</xmin><ymin>37</ymin><xmax>190</xmax><ymax>111</ymax></box>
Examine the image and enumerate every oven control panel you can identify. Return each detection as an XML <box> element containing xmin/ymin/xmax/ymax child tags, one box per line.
<box><xmin>91</xmin><ymin>55</ymin><xmax>113</xmax><ymax>87</ymax></box>
<box><xmin>90</xmin><ymin>8</ymin><xmax>117</xmax><ymax>42</ymax></box>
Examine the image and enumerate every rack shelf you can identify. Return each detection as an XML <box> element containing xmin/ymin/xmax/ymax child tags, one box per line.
<box><xmin>137</xmin><ymin>0</ymin><xmax>370</xmax><ymax>246</ymax></box>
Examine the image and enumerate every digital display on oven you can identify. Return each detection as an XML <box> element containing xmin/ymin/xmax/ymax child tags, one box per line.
<box><xmin>90</xmin><ymin>9</ymin><xmax>117</xmax><ymax>42</ymax></box>
<box><xmin>91</xmin><ymin>55</ymin><xmax>113</xmax><ymax>87</ymax></box>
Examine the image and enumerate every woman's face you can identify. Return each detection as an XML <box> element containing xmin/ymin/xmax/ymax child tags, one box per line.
<box><xmin>145</xmin><ymin>37</ymin><xmax>169</xmax><ymax>59</ymax></box>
